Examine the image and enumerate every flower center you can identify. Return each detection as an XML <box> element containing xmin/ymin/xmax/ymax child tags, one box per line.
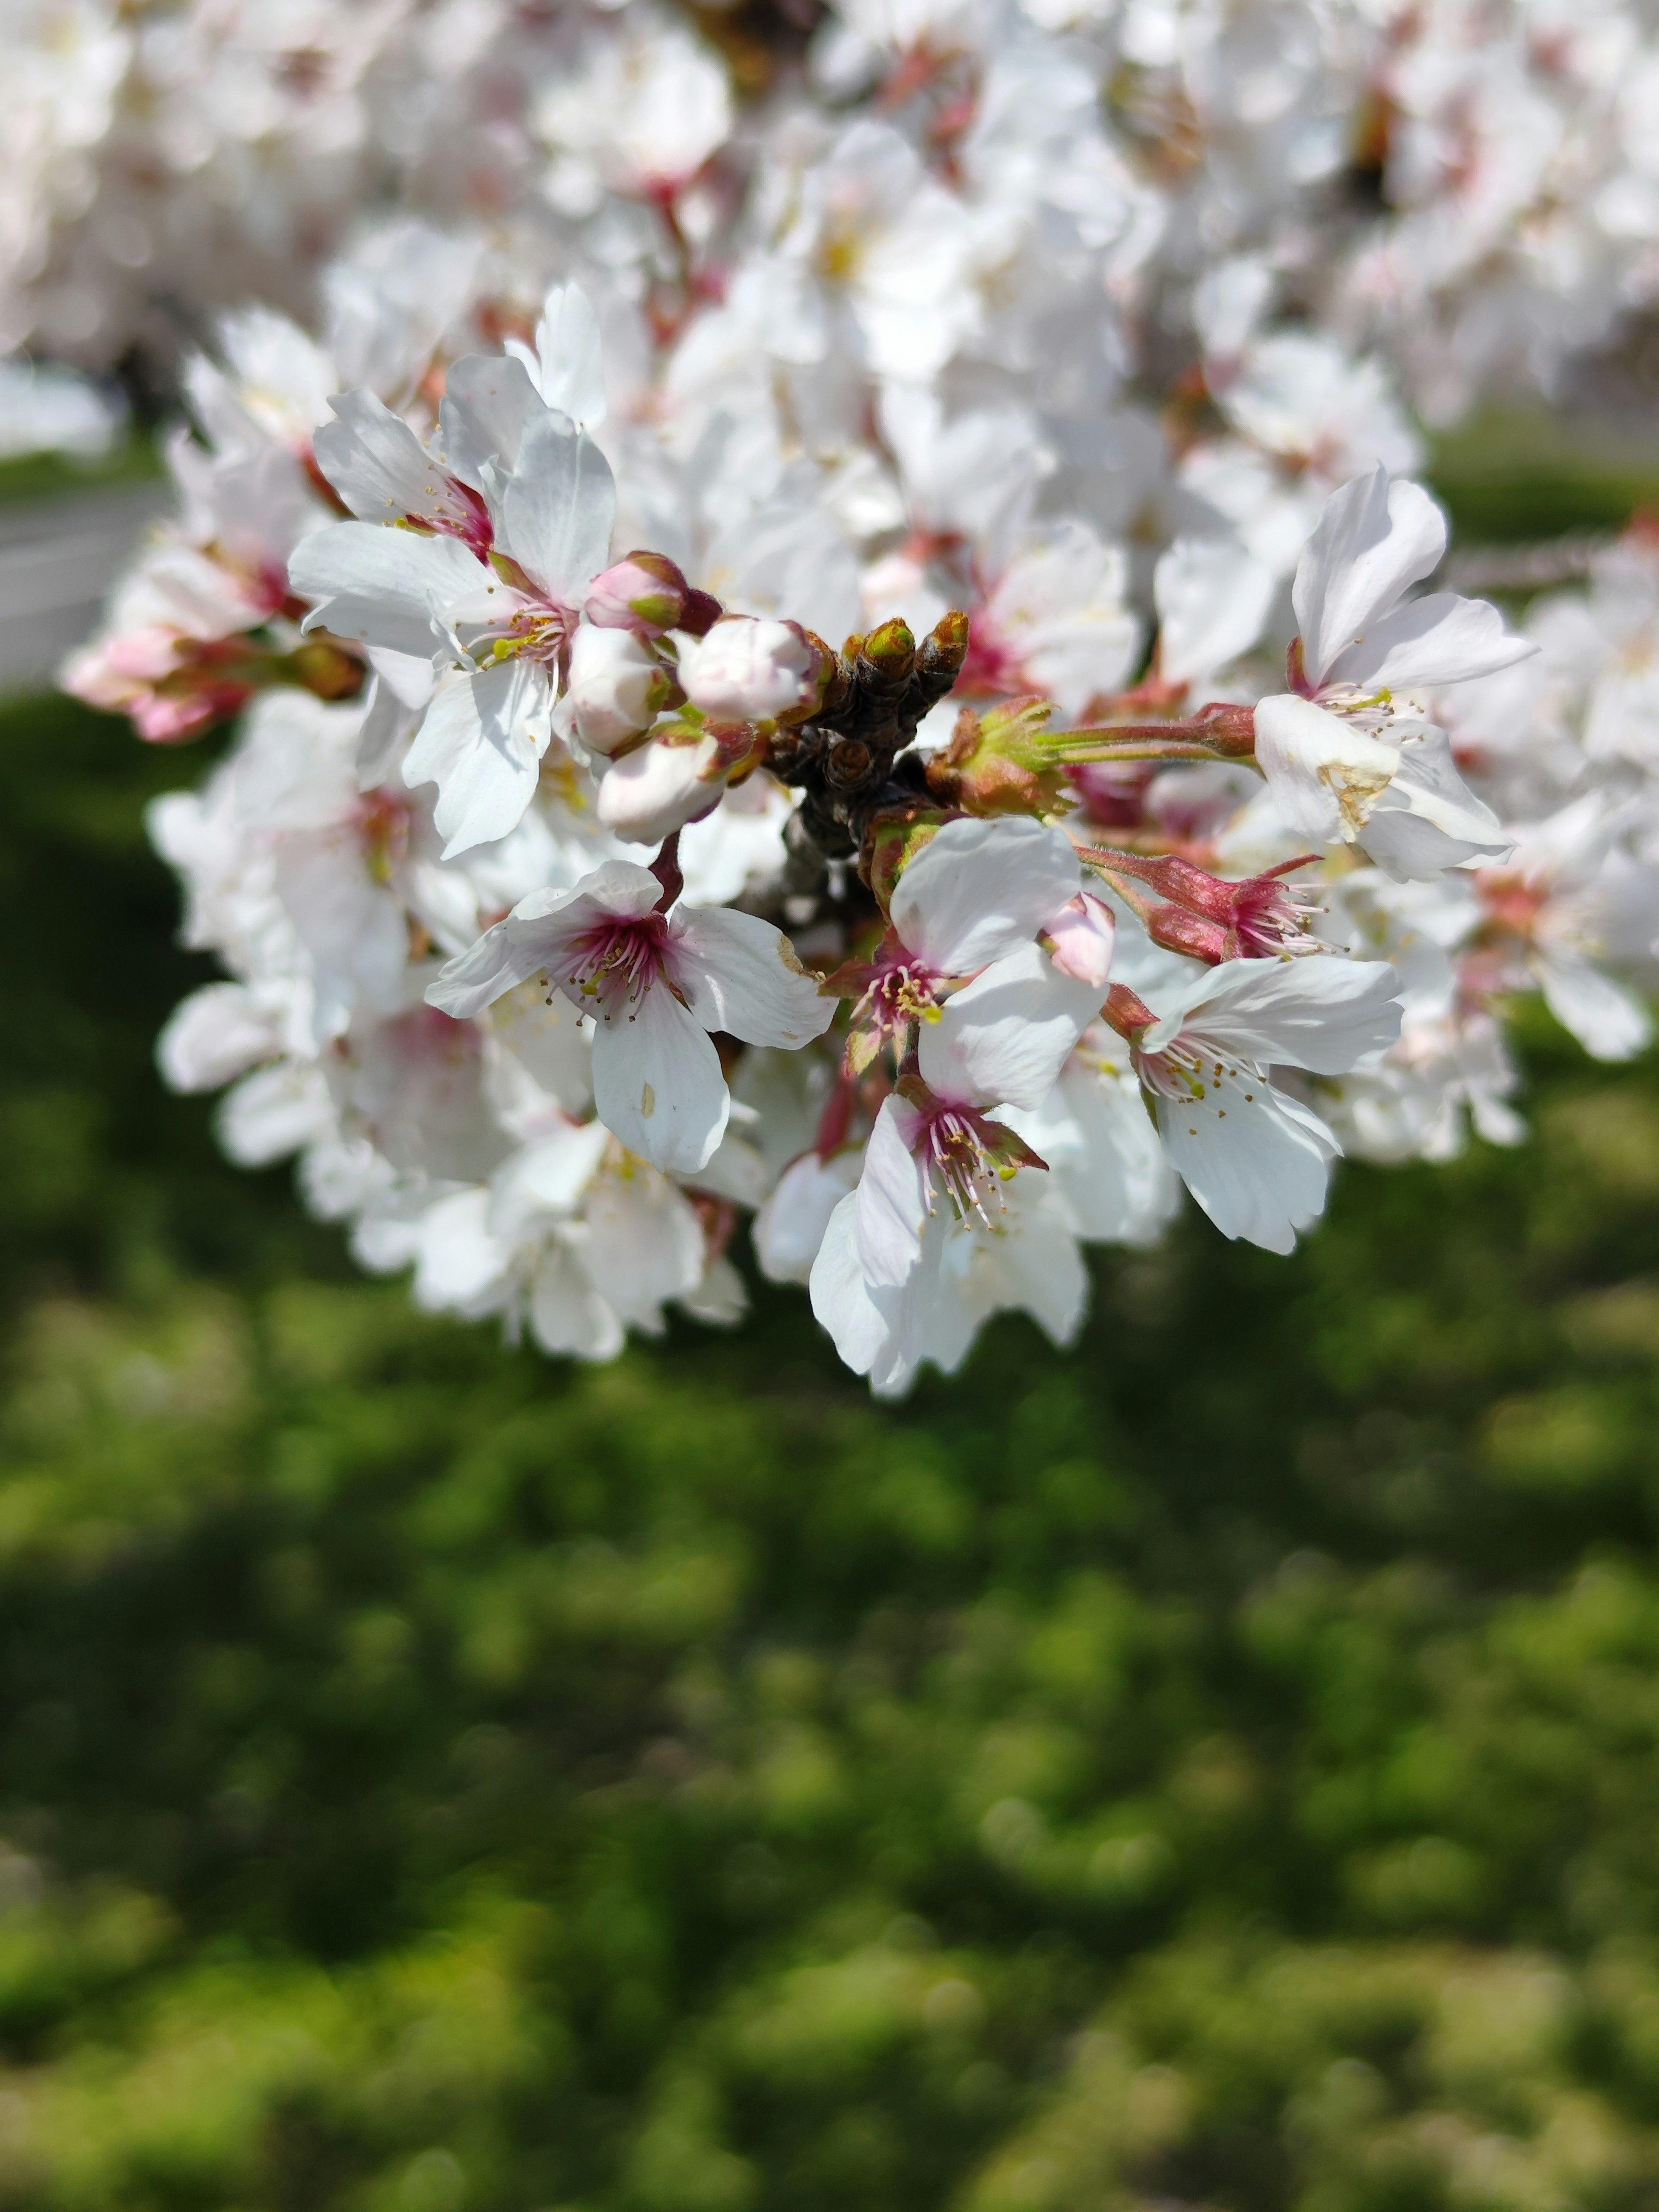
<box><xmin>916</xmin><ymin>1101</ymin><xmax>1020</xmax><ymax>1227</ymax></box>
<box><xmin>567</xmin><ymin>915</ymin><xmax>670</xmax><ymax>1018</ymax></box>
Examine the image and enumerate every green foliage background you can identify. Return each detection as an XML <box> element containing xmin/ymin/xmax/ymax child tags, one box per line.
<box><xmin>6</xmin><ymin>462</ymin><xmax>1659</xmax><ymax>2210</ymax></box>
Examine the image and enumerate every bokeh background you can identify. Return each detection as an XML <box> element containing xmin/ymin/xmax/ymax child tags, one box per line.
<box><xmin>4</xmin><ymin>438</ymin><xmax>1659</xmax><ymax>2207</ymax></box>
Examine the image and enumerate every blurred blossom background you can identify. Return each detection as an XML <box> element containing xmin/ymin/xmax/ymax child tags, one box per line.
<box><xmin>10</xmin><ymin>0</ymin><xmax>1659</xmax><ymax>2205</ymax></box>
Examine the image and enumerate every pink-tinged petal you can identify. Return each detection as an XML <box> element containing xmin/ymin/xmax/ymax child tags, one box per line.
<box><xmin>591</xmin><ymin>982</ymin><xmax>729</xmax><ymax>1174</ymax></box>
<box><xmin>404</xmin><ymin>658</ymin><xmax>553</xmax><ymax>859</ymax></box>
<box><xmin>500</xmin><ymin>411</ymin><xmax>616</xmax><ymax>605</ymax></box>
<box><xmin>853</xmin><ymin>1096</ymin><xmax>931</xmax><ymax>1288</ymax></box>
<box><xmin>1324</xmin><ymin>591</ymin><xmax>1536</xmax><ymax>694</ymax></box>
<box><xmin>1044</xmin><ymin>893</ymin><xmax>1116</xmax><ymax>989</ymax></box>
<box><xmin>1154</xmin><ymin>1081</ymin><xmax>1338</xmax><ymax>1253</ymax></box>
<box><xmin>1252</xmin><ymin>693</ymin><xmax>1398</xmax><ymax>846</ymax></box>
<box><xmin>596</xmin><ymin>739</ymin><xmax>724</xmax><ymax>844</ymax></box>
<box><xmin>291</xmin><ymin>522</ymin><xmax>487</xmax><ymax>660</ymax></box>
<box><xmin>1293</xmin><ymin>468</ymin><xmax>1446</xmax><ymax>687</ymax></box>
<box><xmin>671</xmin><ymin>906</ymin><xmax>836</xmax><ymax>1049</ymax></box>
<box><xmin>426</xmin><ymin>887</ymin><xmax>601</xmax><ymax>1018</ymax></box>
<box><xmin>920</xmin><ymin>942</ymin><xmax>1104</xmax><ymax>1110</ymax></box>
<box><xmin>890</xmin><ymin>816</ymin><xmax>1084</xmax><ymax>974</ymax></box>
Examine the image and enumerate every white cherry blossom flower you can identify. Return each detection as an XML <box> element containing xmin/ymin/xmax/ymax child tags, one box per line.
<box><xmin>1253</xmin><ymin>467</ymin><xmax>1532</xmax><ymax>881</ymax></box>
<box><xmin>426</xmin><ymin>858</ymin><xmax>833</xmax><ymax>1174</ymax></box>
<box><xmin>1126</xmin><ymin>954</ymin><xmax>1403</xmax><ymax>1253</ymax></box>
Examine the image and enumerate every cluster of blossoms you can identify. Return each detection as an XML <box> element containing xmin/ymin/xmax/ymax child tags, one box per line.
<box><xmin>13</xmin><ymin>0</ymin><xmax>1659</xmax><ymax>423</ymax></box>
<box><xmin>42</xmin><ymin>0</ymin><xmax>1659</xmax><ymax>1392</ymax></box>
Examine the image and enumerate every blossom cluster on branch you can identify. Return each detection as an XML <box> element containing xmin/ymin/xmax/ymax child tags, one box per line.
<box><xmin>48</xmin><ymin>0</ymin><xmax>1659</xmax><ymax>1392</ymax></box>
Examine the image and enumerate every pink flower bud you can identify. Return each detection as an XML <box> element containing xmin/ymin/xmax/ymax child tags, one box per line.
<box><xmin>585</xmin><ymin>551</ymin><xmax>693</xmax><ymax>637</ymax></box>
<box><xmin>596</xmin><ymin>734</ymin><xmax>725</xmax><ymax>844</ymax></box>
<box><xmin>563</xmin><ymin>623</ymin><xmax>679</xmax><ymax>756</ymax></box>
<box><xmin>1042</xmin><ymin>892</ymin><xmax>1116</xmax><ymax>989</ymax></box>
<box><xmin>678</xmin><ymin>616</ymin><xmax>826</xmax><ymax>725</ymax></box>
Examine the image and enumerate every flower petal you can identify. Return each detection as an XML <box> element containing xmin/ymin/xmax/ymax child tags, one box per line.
<box><xmin>291</xmin><ymin>522</ymin><xmax>489</xmax><ymax>660</ymax></box>
<box><xmin>1293</xmin><ymin>467</ymin><xmax>1446</xmax><ymax>687</ymax></box>
<box><xmin>853</xmin><ymin>1095</ymin><xmax>931</xmax><ymax>1288</ymax></box>
<box><xmin>1252</xmin><ymin>693</ymin><xmax>1398</xmax><ymax>846</ymax></box>
<box><xmin>404</xmin><ymin>658</ymin><xmax>553</xmax><ymax>858</ymax></box>
<box><xmin>1143</xmin><ymin>953</ymin><xmax>1402</xmax><ymax>1074</ymax></box>
<box><xmin>500</xmin><ymin>410</ymin><xmax>616</xmax><ymax>605</ymax></box>
<box><xmin>919</xmin><ymin>941</ymin><xmax>1104</xmax><ymax>1109</ymax></box>
<box><xmin>672</xmin><ymin>905</ymin><xmax>836</xmax><ymax>1049</ymax></box>
<box><xmin>1155</xmin><ymin>1081</ymin><xmax>1339</xmax><ymax>1253</ymax></box>
<box><xmin>1324</xmin><ymin>591</ymin><xmax>1535</xmax><ymax>694</ymax></box>
<box><xmin>890</xmin><ymin>815</ymin><xmax>1084</xmax><ymax>974</ymax></box>
<box><xmin>591</xmin><ymin>982</ymin><xmax>729</xmax><ymax>1173</ymax></box>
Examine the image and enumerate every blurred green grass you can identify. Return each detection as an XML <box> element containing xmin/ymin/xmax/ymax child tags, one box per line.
<box><xmin>5</xmin><ymin>462</ymin><xmax>1659</xmax><ymax>2209</ymax></box>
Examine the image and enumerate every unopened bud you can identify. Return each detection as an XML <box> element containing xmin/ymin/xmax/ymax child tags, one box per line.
<box><xmin>563</xmin><ymin>622</ymin><xmax>680</xmax><ymax>756</ymax></box>
<box><xmin>596</xmin><ymin>731</ymin><xmax>726</xmax><ymax>844</ymax></box>
<box><xmin>679</xmin><ymin>616</ymin><xmax>828</xmax><ymax>724</ymax></box>
<box><xmin>585</xmin><ymin>551</ymin><xmax>695</xmax><ymax>637</ymax></box>
<box><xmin>1042</xmin><ymin>892</ymin><xmax>1116</xmax><ymax>989</ymax></box>
<box><xmin>856</xmin><ymin>617</ymin><xmax>915</xmax><ymax>698</ymax></box>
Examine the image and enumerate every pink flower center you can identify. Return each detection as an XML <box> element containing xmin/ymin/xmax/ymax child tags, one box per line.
<box><xmin>566</xmin><ymin>914</ymin><xmax>671</xmax><ymax>1018</ymax></box>
<box><xmin>914</xmin><ymin>1099</ymin><xmax>1017</xmax><ymax>1226</ymax></box>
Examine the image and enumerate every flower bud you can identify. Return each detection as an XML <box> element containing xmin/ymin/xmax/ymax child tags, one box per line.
<box><xmin>678</xmin><ymin>616</ymin><xmax>828</xmax><ymax>725</ymax></box>
<box><xmin>596</xmin><ymin>733</ymin><xmax>725</xmax><ymax>844</ymax></box>
<box><xmin>585</xmin><ymin>551</ymin><xmax>709</xmax><ymax>638</ymax></box>
<box><xmin>1042</xmin><ymin>892</ymin><xmax>1116</xmax><ymax>989</ymax></box>
<box><xmin>925</xmin><ymin>697</ymin><xmax>1066</xmax><ymax>814</ymax></box>
<box><xmin>562</xmin><ymin>622</ymin><xmax>680</xmax><ymax>756</ymax></box>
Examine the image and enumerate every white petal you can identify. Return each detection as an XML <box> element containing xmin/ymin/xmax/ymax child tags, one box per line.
<box><xmin>500</xmin><ymin>410</ymin><xmax>616</xmax><ymax>604</ymax></box>
<box><xmin>291</xmin><ymin>522</ymin><xmax>487</xmax><ymax>660</ymax></box>
<box><xmin>1324</xmin><ymin>591</ymin><xmax>1536</xmax><ymax>694</ymax></box>
<box><xmin>404</xmin><ymin>659</ymin><xmax>553</xmax><ymax>858</ymax></box>
<box><xmin>581</xmin><ymin>1171</ymin><xmax>706</xmax><ymax>1325</ymax></box>
<box><xmin>810</xmin><ymin>1193</ymin><xmax>907</xmax><ymax>1383</ymax></box>
<box><xmin>919</xmin><ymin>942</ymin><xmax>1103</xmax><ymax>1109</ymax></box>
<box><xmin>412</xmin><ymin>1189</ymin><xmax>511</xmax><ymax>1314</ymax></box>
<box><xmin>755</xmin><ymin>1150</ymin><xmax>863</xmax><ymax>1284</ymax></box>
<box><xmin>853</xmin><ymin>1096</ymin><xmax>930</xmax><ymax>1288</ymax></box>
<box><xmin>530</xmin><ymin>1243</ymin><xmax>625</xmax><ymax>1361</ymax></box>
<box><xmin>531</xmin><ymin>283</ymin><xmax>608</xmax><ymax>426</ymax></box>
<box><xmin>1537</xmin><ymin>954</ymin><xmax>1653</xmax><ymax>1063</ymax></box>
<box><xmin>890</xmin><ymin>815</ymin><xmax>1084</xmax><ymax>974</ymax></box>
<box><xmin>1154</xmin><ymin>534</ymin><xmax>1275</xmax><ymax>685</ymax></box>
<box><xmin>1156</xmin><ymin>1081</ymin><xmax>1338</xmax><ymax>1253</ymax></box>
<box><xmin>1293</xmin><ymin>467</ymin><xmax>1446</xmax><ymax>686</ymax></box>
<box><xmin>1144</xmin><ymin>955</ymin><xmax>1402</xmax><ymax>1074</ymax></box>
<box><xmin>489</xmin><ymin>1119</ymin><xmax>611</xmax><ymax>1239</ymax></box>
<box><xmin>672</xmin><ymin>905</ymin><xmax>836</xmax><ymax>1049</ymax></box>
<box><xmin>591</xmin><ymin>983</ymin><xmax>729</xmax><ymax>1173</ymax></box>
<box><xmin>313</xmin><ymin>391</ymin><xmax>455</xmax><ymax>527</ymax></box>
<box><xmin>1359</xmin><ymin>730</ymin><xmax>1513</xmax><ymax>882</ymax></box>
<box><xmin>1252</xmin><ymin>693</ymin><xmax>1397</xmax><ymax>846</ymax></box>
<box><xmin>440</xmin><ymin>353</ymin><xmax>547</xmax><ymax>487</ymax></box>
<box><xmin>156</xmin><ymin>983</ymin><xmax>285</xmax><ymax>1093</ymax></box>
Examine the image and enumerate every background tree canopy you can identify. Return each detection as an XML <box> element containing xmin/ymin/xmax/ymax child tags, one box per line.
<box><xmin>5</xmin><ymin>460</ymin><xmax>1659</xmax><ymax>2212</ymax></box>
